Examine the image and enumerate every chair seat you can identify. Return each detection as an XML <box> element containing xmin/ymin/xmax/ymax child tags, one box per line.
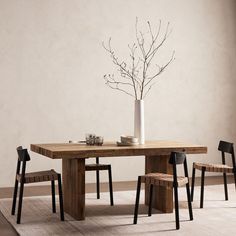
<box><xmin>16</xmin><ymin>169</ymin><xmax>59</xmax><ymax>183</ymax></box>
<box><xmin>140</xmin><ymin>173</ymin><xmax>188</xmax><ymax>187</ymax></box>
<box><xmin>193</xmin><ymin>162</ymin><xmax>233</xmax><ymax>173</ymax></box>
<box><xmin>85</xmin><ymin>164</ymin><xmax>110</xmax><ymax>171</ymax></box>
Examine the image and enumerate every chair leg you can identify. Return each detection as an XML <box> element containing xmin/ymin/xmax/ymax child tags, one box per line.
<box><xmin>186</xmin><ymin>183</ymin><xmax>193</xmax><ymax>221</ymax></box>
<box><xmin>148</xmin><ymin>184</ymin><xmax>153</xmax><ymax>217</ymax></box>
<box><xmin>233</xmin><ymin>170</ymin><xmax>236</xmax><ymax>191</ymax></box>
<box><xmin>96</xmin><ymin>157</ymin><xmax>100</xmax><ymax>199</ymax></box>
<box><xmin>200</xmin><ymin>168</ymin><xmax>205</xmax><ymax>208</ymax></box>
<box><xmin>133</xmin><ymin>176</ymin><xmax>141</xmax><ymax>224</ymax></box>
<box><xmin>96</xmin><ymin>169</ymin><xmax>100</xmax><ymax>199</ymax></box>
<box><xmin>58</xmin><ymin>174</ymin><xmax>64</xmax><ymax>221</ymax></box>
<box><xmin>51</xmin><ymin>180</ymin><xmax>56</xmax><ymax>213</ymax></box>
<box><xmin>16</xmin><ymin>181</ymin><xmax>25</xmax><ymax>224</ymax></box>
<box><xmin>223</xmin><ymin>173</ymin><xmax>228</xmax><ymax>201</ymax></box>
<box><xmin>173</xmin><ymin>185</ymin><xmax>180</xmax><ymax>230</ymax></box>
<box><xmin>191</xmin><ymin>166</ymin><xmax>195</xmax><ymax>202</ymax></box>
<box><xmin>11</xmin><ymin>179</ymin><xmax>19</xmax><ymax>215</ymax></box>
<box><xmin>108</xmin><ymin>165</ymin><xmax>114</xmax><ymax>206</ymax></box>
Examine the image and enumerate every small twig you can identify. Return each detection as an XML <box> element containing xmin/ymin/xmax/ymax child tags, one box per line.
<box><xmin>145</xmin><ymin>20</ymin><xmax>161</xmax><ymax>57</ymax></box>
<box><xmin>104</xmin><ymin>74</ymin><xmax>134</xmax><ymax>87</ymax></box>
<box><xmin>144</xmin><ymin>51</ymin><xmax>175</xmax><ymax>88</ymax></box>
<box><xmin>143</xmin><ymin>82</ymin><xmax>156</xmax><ymax>99</ymax></box>
<box><xmin>104</xmin><ymin>79</ymin><xmax>135</xmax><ymax>98</ymax></box>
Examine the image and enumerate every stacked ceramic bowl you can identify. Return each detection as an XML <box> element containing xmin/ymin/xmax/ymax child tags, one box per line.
<box><xmin>117</xmin><ymin>135</ymin><xmax>139</xmax><ymax>146</ymax></box>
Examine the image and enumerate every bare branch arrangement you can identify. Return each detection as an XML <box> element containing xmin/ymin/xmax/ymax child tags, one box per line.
<box><xmin>102</xmin><ymin>18</ymin><xmax>175</xmax><ymax>100</ymax></box>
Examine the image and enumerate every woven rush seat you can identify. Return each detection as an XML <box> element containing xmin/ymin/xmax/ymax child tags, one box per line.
<box><xmin>193</xmin><ymin>162</ymin><xmax>233</xmax><ymax>173</ymax></box>
<box><xmin>85</xmin><ymin>164</ymin><xmax>111</xmax><ymax>171</ymax></box>
<box><xmin>16</xmin><ymin>169</ymin><xmax>59</xmax><ymax>183</ymax></box>
<box><xmin>140</xmin><ymin>173</ymin><xmax>188</xmax><ymax>187</ymax></box>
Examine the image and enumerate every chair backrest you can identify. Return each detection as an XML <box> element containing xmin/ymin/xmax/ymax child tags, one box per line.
<box><xmin>15</xmin><ymin>146</ymin><xmax>31</xmax><ymax>181</ymax></box>
<box><xmin>218</xmin><ymin>140</ymin><xmax>235</xmax><ymax>168</ymax></box>
<box><xmin>17</xmin><ymin>146</ymin><xmax>31</xmax><ymax>162</ymax></box>
<box><xmin>169</xmin><ymin>152</ymin><xmax>189</xmax><ymax>186</ymax></box>
<box><xmin>218</xmin><ymin>141</ymin><xmax>234</xmax><ymax>154</ymax></box>
<box><xmin>169</xmin><ymin>152</ymin><xmax>186</xmax><ymax>165</ymax></box>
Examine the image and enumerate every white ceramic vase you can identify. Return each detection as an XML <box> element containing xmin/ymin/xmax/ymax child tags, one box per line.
<box><xmin>134</xmin><ymin>99</ymin><xmax>145</xmax><ymax>144</ymax></box>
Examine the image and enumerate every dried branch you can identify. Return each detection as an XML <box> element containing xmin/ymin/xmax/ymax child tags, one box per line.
<box><xmin>144</xmin><ymin>51</ymin><xmax>175</xmax><ymax>90</ymax></box>
<box><xmin>102</xmin><ymin>18</ymin><xmax>175</xmax><ymax>100</ymax></box>
<box><xmin>135</xmin><ymin>18</ymin><xmax>146</xmax><ymax>58</ymax></box>
<box><xmin>145</xmin><ymin>20</ymin><xmax>161</xmax><ymax>57</ymax></box>
<box><xmin>143</xmin><ymin>82</ymin><xmax>156</xmax><ymax>99</ymax></box>
<box><xmin>128</xmin><ymin>43</ymin><xmax>142</xmax><ymax>98</ymax></box>
<box><xmin>104</xmin><ymin>74</ymin><xmax>133</xmax><ymax>87</ymax></box>
<box><xmin>146</xmin><ymin>22</ymin><xmax>171</xmax><ymax>62</ymax></box>
<box><xmin>104</xmin><ymin>75</ymin><xmax>135</xmax><ymax>98</ymax></box>
<box><xmin>103</xmin><ymin>39</ymin><xmax>138</xmax><ymax>99</ymax></box>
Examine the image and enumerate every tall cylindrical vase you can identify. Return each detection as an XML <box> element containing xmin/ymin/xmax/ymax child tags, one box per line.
<box><xmin>134</xmin><ymin>99</ymin><xmax>145</xmax><ymax>144</ymax></box>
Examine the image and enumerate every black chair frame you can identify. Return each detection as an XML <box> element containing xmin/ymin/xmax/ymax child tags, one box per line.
<box><xmin>191</xmin><ymin>140</ymin><xmax>236</xmax><ymax>208</ymax></box>
<box><xmin>86</xmin><ymin>157</ymin><xmax>114</xmax><ymax>206</ymax></box>
<box><xmin>11</xmin><ymin>146</ymin><xmax>64</xmax><ymax>224</ymax></box>
<box><xmin>133</xmin><ymin>152</ymin><xmax>193</xmax><ymax>230</ymax></box>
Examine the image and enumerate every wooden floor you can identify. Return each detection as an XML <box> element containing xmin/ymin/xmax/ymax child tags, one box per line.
<box><xmin>0</xmin><ymin>176</ymin><xmax>233</xmax><ymax>236</ymax></box>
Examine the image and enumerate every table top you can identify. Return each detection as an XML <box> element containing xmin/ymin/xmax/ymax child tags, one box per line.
<box><xmin>30</xmin><ymin>140</ymin><xmax>207</xmax><ymax>159</ymax></box>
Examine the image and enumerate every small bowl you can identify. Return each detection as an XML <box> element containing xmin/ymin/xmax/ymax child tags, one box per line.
<box><xmin>120</xmin><ymin>135</ymin><xmax>138</xmax><ymax>144</ymax></box>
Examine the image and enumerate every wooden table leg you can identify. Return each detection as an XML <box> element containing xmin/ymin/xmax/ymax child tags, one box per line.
<box><xmin>62</xmin><ymin>158</ymin><xmax>85</xmax><ymax>220</ymax></box>
<box><xmin>145</xmin><ymin>155</ymin><xmax>173</xmax><ymax>213</ymax></box>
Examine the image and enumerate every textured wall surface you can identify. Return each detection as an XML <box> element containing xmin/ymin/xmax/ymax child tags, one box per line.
<box><xmin>0</xmin><ymin>0</ymin><xmax>236</xmax><ymax>187</ymax></box>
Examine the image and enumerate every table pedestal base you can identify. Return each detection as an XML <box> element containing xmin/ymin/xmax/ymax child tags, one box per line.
<box><xmin>62</xmin><ymin>158</ymin><xmax>85</xmax><ymax>220</ymax></box>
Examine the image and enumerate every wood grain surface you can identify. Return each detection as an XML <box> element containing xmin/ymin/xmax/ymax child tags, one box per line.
<box><xmin>31</xmin><ymin>141</ymin><xmax>207</xmax><ymax>159</ymax></box>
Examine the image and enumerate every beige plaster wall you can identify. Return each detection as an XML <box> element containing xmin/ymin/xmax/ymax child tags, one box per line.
<box><xmin>0</xmin><ymin>0</ymin><xmax>236</xmax><ymax>187</ymax></box>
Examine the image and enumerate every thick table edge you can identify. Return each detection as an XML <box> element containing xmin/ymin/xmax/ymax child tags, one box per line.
<box><xmin>30</xmin><ymin>143</ymin><xmax>207</xmax><ymax>159</ymax></box>
<box><xmin>31</xmin><ymin>144</ymin><xmax>54</xmax><ymax>159</ymax></box>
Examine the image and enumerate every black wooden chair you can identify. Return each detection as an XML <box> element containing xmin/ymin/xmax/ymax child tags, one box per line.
<box><xmin>191</xmin><ymin>140</ymin><xmax>236</xmax><ymax>208</ymax></box>
<box><xmin>85</xmin><ymin>157</ymin><xmax>114</xmax><ymax>206</ymax></box>
<box><xmin>11</xmin><ymin>146</ymin><xmax>64</xmax><ymax>224</ymax></box>
<box><xmin>68</xmin><ymin>141</ymin><xmax>114</xmax><ymax>205</ymax></box>
<box><xmin>133</xmin><ymin>152</ymin><xmax>193</xmax><ymax>230</ymax></box>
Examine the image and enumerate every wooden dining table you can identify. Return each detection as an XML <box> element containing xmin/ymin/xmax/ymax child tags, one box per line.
<box><xmin>31</xmin><ymin>140</ymin><xmax>207</xmax><ymax>221</ymax></box>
